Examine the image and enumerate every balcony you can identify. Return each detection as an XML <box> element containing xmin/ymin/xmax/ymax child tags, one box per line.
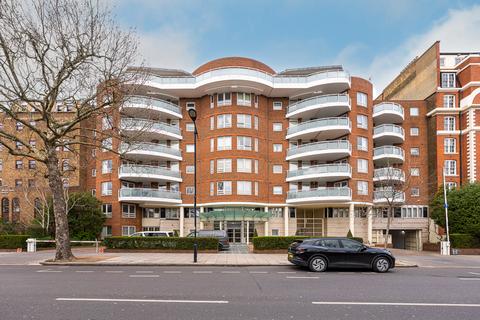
<box><xmin>373</xmin><ymin>168</ymin><xmax>405</xmax><ymax>183</ymax></box>
<box><xmin>373</xmin><ymin>124</ymin><xmax>405</xmax><ymax>146</ymax></box>
<box><xmin>119</xmin><ymin>165</ymin><xmax>182</xmax><ymax>183</ymax></box>
<box><xmin>286</xmin><ymin>117</ymin><xmax>351</xmax><ymax>140</ymax></box>
<box><xmin>372</xmin><ymin>103</ymin><xmax>404</xmax><ymax>125</ymax></box>
<box><xmin>373</xmin><ymin>189</ymin><xmax>405</xmax><ymax>204</ymax></box>
<box><xmin>119</xmin><ymin>142</ymin><xmax>182</xmax><ymax>161</ymax></box>
<box><xmin>121</xmin><ymin>118</ymin><xmax>182</xmax><ymax>140</ymax></box>
<box><xmin>286</xmin><ymin>140</ymin><xmax>351</xmax><ymax>162</ymax></box>
<box><xmin>118</xmin><ymin>188</ymin><xmax>182</xmax><ymax>205</ymax></box>
<box><xmin>373</xmin><ymin>146</ymin><xmax>404</xmax><ymax>165</ymax></box>
<box><xmin>286</xmin><ymin>94</ymin><xmax>351</xmax><ymax>119</ymax></box>
<box><xmin>286</xmin><ymin>187</ymin><xmax>352</xmax><ymax>204</ymax></box>
<box><xmin>122</xmin><ymin>96</ymin><xmax>182</xmax><ymax>119</ymax></box>
<box><xmin>286</xmin><ymin>163</ymin><xmax>352</xmax><ymax>183</ymax></box>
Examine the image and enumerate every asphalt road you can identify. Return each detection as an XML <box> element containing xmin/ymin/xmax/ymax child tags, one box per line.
<box><xmin>1</xmin><ymin>265</ymin><xmax>480</xmax><ymax>320</ymax></box>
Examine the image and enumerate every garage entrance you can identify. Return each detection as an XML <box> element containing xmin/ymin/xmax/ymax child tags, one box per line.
<box><xmin>390</xmin><ymin>230</ymin><xmax>419</xmax><ymax>250</ymax></box>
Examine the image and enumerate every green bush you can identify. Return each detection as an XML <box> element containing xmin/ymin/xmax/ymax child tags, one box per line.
<box><xmin>0</xmin><ymin>235</ymin><xmax>30</xmax><ymax>249</ymax></box>
<box><xmin>253</xmin><ymin>236</ymin><xmax>364</xmax><ymax>250</ymax></box>
<box><xmin>103</xmin><ymin>237</ymin><xmax>219</xmax><ymax>250</ymax></box>
<box><xmin>450</xmin><ymin>233</ymin><xmax>480</xmax><ymax>248</ymax></box>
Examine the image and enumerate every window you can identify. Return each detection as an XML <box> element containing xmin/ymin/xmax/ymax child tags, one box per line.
<box><xmin>15</xmin><ymin>160</ymin><xmax>23</xmax><ymax>169</ymax></box>
<box><xmin>15</xmin><ymin>141</ymin><xmax>22</xmax><ymax>150</ymax></box>
<box><xmin>91</xmin><ymin>169</ymin><xmax>96</xmax><ymax>177</ymax></box>
<box><xmin>444</xmin><ymin>160</ymin><xmax>457</xmax><ymax>176</ymax></box>
<box><xmin>217</xmin><ymin>159</ymin><xmax>232</xmax><ymax>173</ymax></box>
<box><xmin>102</xmin><ymin>204</ymin><xmax>112</xmax><ymax>218</ymax></box>
<box><xmin>217</xmin><ymin>136</ymin><xmax>232</xmax><ymax>151</ymax></box>
<box><xmin>91</xmin><ymin>149</ymin><xmax>96</xmax><ymax>158</ymax></box>
<box><xmin>237</xmin><ymin>181</ymin><xmax>252</xmax><ymax>195</ymax></box>
<box><xmin>411</xmin><ymin>187</ymin><xmax>420</xmax><ymax>197</ymax></box>
<box><xmin>102</xmin><ymin>226</ymin><xmax>113</xmax><ymax>238</ymax></box>
<box><xmin>341</xmin><ymin>239</ymin><xmax>363</xmax><ymax>250</ymax></box>
<box><xmin>102</xmin><ymin>159</ymin><xmax>112</xmax><ymax>174</ymax></box>
<box><xmin>445</xmin><ymin>182</ymin><xmax>457</xmax><ymax>190</ymax></box>
<box><xmin>357</xmin><ymin>136</ymin><xmax>368</xmax><ymax>151</ymax></box>
<box><xmin>441</xmin><ymin>72</ymin><xmax>455</xmax><ymax>88</ymax></box>
<box><xmin>186</xmin><ymin>186</ymin><xmax>195</xmax><ymax>195</ymax></box>
<box><xmin>410</xmin><ymin>147</ymin><xmax>420</xmax><ymax>156</ymax></box>
<box><xmin>443</xmin><ymin>95</ymin><xmax>455</xmax><ymax>108</ymax></box>
<box><xmin>101</xmin><ymin>138</ymin><xmax>112</xmax><ymax>151</ymax></box>
<box><xmin>210</xmin><ymin>138</ymin><xmax>214</xmax><ymax>152</ymax></box>
<box><xmin>91</xmin><ymin>189</ymin><xmax>96</xmax><ymax>196</ymax></box>
<box><xmin>217</xmin><ymin>92</ymin><xmax>231</xmax><ymax>106</ymax></box>
<box><xmin>0</xmin><ymin>160</ymin><xmax>3</xmax><ymax>172</ymax></box>
<box><xmin>122</xmin><ymin>204</ymin><xmax>135</xmax><ymax>218</ymax></box>
<box><xmin>410</xmin><ymin>168</ymin><xmax>420</xmax><ymax>176</ymax></box>
<box><xmin>410</xmin><ymin>107</ymin><xmax>419</xmax><ymax>116</ymax></box>
<box><xmin>273</xmin><ymin>165</ymin><xmax>283</xmax><ymax>174</ymax></box>
<box><xmin>186</xmin><ymin>123</ymin><xmax>195</xmax><ymax>132</ymax></box>
<box><xmin>186</xmin><ymin>144</ymin><xmax>195</xmax><ymax>153</ymax></box>
<box><xmin>357</xmin><ymin>114</ymin><xmax>368</xmax><ymax>129</ymax></box>
<box><xmin>210</xmin><ymin>182</ymin><xmax>214</xmax><ymax>196</ymax></box>
<box><xmin>439</xmin><ymin>57</ymin><xmax>445</xmax><ymax>67</ymax></box>
<box><xmin>237</xmin><ymin>114</ymin><xmax>252</xmax><ymax>128</ymax></box>
<box><xmin>357</xmin><ymin>92</ymin><xmax>367</xmax><ymax>107</ymax></box>
<box><xmin>444</xmin><ymin>117</ymin><xmax>455</xmax><ymax>131</ymax></box>
<box><xmin>273</xmin><ymin>122</ymin><xmax>283</xmax><ymax>132</ymax></box>
<box><xmin>273</xmin><ymin>101</ymin><xmax>282</xmax><ymax>110</ymax></box>
<box><xmin>269</xmin><ymin>207</ymin><xmax>283</xmax><ymax>218</ymax></box>
<box><xmin>237</xmin><ymin>92</ymin><xmax>251</xmax><ymax>106</ymax></box>
<box><xmin>210</xmin><ymin>95</ymin><xmax>214</xmax><ymax>108</ymax></box>
<box><xmin>237</xmin><ymin>158</ymin><xmax>252</xmax><ymax>173</ymax></box>
<box><xmin>357</xmin><ymin>181</ymin><xmax>368</xmax><ymax>195</ymax></box>
<box><xmin>444</xmin><ymin>138</ymin><xmax>456</xmax><ymax>154</ymax></box>
<box><xmin>15</xmin><ymin>179</ymin><xmax>22</xmax><ymax>187</ymax></box>
<box><xmin>410</xmin><ymin>127</ymin><xmax>419</xmax><ymax>136</ymax></box>
<box><xmin>28</xmin><ymin>160</ymin><xmax>36</xmax><ymax>170</ymax></box>
<box><xmin>357</xmin><ymin>159</ymin><xmax>368</xmax><ymax>173</ymax></box>
<box><xmin>273</xmin><ymin>186</ymin><xmax>283</xmax><ymax>195</ymax></box>
<box><xmin>16</xmin><ymin>122</ymin><xmax>24</xmax><ymax>131</ymax></box>
<box><xmin>327</xmin><ymin>208</ymin><xmax>349</xmax><ymax>218</ymax></box>
<box><xmin>122</xmin><ymin>226</ymin><xmax>136</xmax><ymax>236</ymax></box>
<box><xmin>186</xmin><ymin>102</ymin><xmax>195</xmax><ymax>111</ymax></box>
<box><xmin>210</xmin><ymin>117</ymin><xmax>214</xmax><ymax>130</ymax></box>
<box><xmin>273</xmin><ymin>143</ymin><xmax>283</xmax><ymax>152</ymax></box>
<box><xmin>217</xmin><ymin>114</ymin><xmax>232</xmax><ymax>128</ymax></box>
<box><xmin>237</xmin><ymin>136</ymin><xmax>252</xmax><ymax>151</ymax></box>
<box><xmin>210</xmin><ymin>160</ymin><xmax>214</xmax><ymax>174</ymax></box>
<box><xmin>101</xmin><ymin>182</ymin><xmax>112</xmax><ymax>196</ymax></box>
<box><xmin>29</xmin><ymin>120</ymin><xmax>36</xmax><ymax>127</ymax></box>
<box><xmin>102</xmin><ymin>115</ymin><xmax>113</xmax><ymax>130</ymax></box>
<box><xmin>254</xmin><ymin>116</ymin><xmax>259</xmax><ymax>130</ymax></box>
<box><xmin>30</xmin><ymin>140</ymin><xmax>36</xmax><ymax>149</ymax></box>
<box><xmin>217</xmin><ymin>181</ymin><xmax>232</xmax><ymax>195</ymax></box>
<box><xmin>186</xmin><ymin>165</ymin><xmax>195</xmax><ymax>174</ymax></box>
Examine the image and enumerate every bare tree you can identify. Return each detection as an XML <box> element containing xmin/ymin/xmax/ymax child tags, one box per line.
<box><xmin>0</xmin><ymin>0</ymin><xmax>141</xmax><ymax>260</ymax></box>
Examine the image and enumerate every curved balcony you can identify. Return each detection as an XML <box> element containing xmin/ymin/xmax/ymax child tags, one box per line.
<box><xmin>373</xmin><ymin>124</ymin><xmax>405</xmax><ymax>146</ymax></box>
<box><xmin>121</xmin><ymin>118</ymin><xmax>182</xmax><ymax>140</ymax></box>
<box><xmin>286</xmin><ymin>94</ymin><xmax>351</xmax><ymax>119</ymax></box>
<box><xmin>286</xmin><ymin>140</ymin><xmax>351</xmax><ymax>162</ymax></box>
<box><xmin>373</xmin><ymin>190</ymin><xmax>405</xmax><ymax>204</ymax></box>
<box><xmin>119</xmin><ymin>188</ymin><xmax>182</xmax><ymax>205</ymax></box>
<box><xmin>119</xmin><ymin>142</ymin><xmax>182</xmax><ymax>162</ymax></box>
<box><xmin>119</xmin><ymin>165</ymin><xmax>182</xmax><ymax>183</ymax></box>
<box><xmin>373</xmin><ymin>103</ymin><xmax>404</xmax><ymax>125</ymax></box>
<box><xmin>286</xmin><ymin>117</ymin><xmax>351</xmax><ymax>140</ymax></box>
<box><xmin>122</xmin><ymin>96</ymin><xmax>182</xmax><ymax>119</ymax></box>
<box><xmin>373</xmin><ymin>168</ymin><xmax>405</xmax><ymax>183</ymax></box>
<box><xmin>286</xmin><ymin>187</ymin><xmax>352</xmax><ymax>204</ymax></box>
<box><xmin>373</xmin><ymin>146</ymin><xmax>404</xmax><ymax>165</ymax></box>
<box><xmin>286</xmin><ymin>164</ymin><xmax>352</xmax><ymax>183</ymax></box>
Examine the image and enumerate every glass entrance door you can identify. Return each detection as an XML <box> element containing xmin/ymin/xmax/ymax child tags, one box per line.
<box><xmin>227</xmin><ymin>221</ymin><xmax>242</xmax><ymax>243</ymax></box>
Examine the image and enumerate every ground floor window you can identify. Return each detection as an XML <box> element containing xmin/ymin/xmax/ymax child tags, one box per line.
<box><xmin>296</xmin><ymin>208</ymin><xmax>323</xmax><ymax>236</ymax></box>
<box><xmin>271</xmin><ymin>228</ymin><xmax>280</xmax><ymax>236</ymax></box>
<box><xmin>143</xmin><ymin>226</ymin><xmax>160</xmax><ymax>231</ymax></box>
<box><xmin>354</xmin><ymin>207</ymin><xmax>367</xmax><ymax>218</ymax></box>
<box><xmin>102</xmin><ymin>226</ymin><xmax>112</xmax><ymax>238</ymax></box>
<box><xmin>269</xmin><ymin>207</ymin><xmax>283</xmax><ymax>218</ymax></box>
<box><xmin>326</xmin><ymin>207</ymin><xmax>349</xmax><ymax>218</ymax></box>
<box><xmin>122</xmin><ymin>225</ymin><xmax>136</xmax><ymax>236</ymax></box>
<box><xmin>142</xmin><ymin>207</ymin><xmax>179</xmax><ymax>220</ymax></box>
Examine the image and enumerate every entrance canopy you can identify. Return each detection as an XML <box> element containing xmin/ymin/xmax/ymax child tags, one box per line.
<box><xmin>200</xmin><ymin>208</ymin><xmax>271</xmax><ymax>222</ymax></box>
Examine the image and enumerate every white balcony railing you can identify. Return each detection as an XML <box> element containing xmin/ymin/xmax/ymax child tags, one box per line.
<box><xmin>119</xmin><ymin>142</ymin><xmax>182</xmax><ymax>159</ymax></box>
<box><xmin>287</xmin><ymin>140</ymin><xmax>352</xmax><ymax>159</ymax></box>
<box><xmin>120</xmin><ymin>118</ymin><xmax>181</xmax><ymax>137</ymax></box>
<box><xmin>287</xmin><ymin>94</ymin><xmax>350</xmax><ymax>116</ymax></box>
<box><xmin>287</xmin><ymin>187</ymin><xmax>352</xmax><ymax>201</ymax></box>
<box><xmin>287</xmin><ymin>163</ymin><xmax>352</xmax><ymax>180</ymax></box>
<box><xmin>123</xmin><ymin>95</ymin><xmax>181</xmax><ymax>117</ymax></box>
<box><xmin>286</xmin><ymin>117</ymin><xmax>351</xmax><ymax>137</ymax></box>
<box><xmin>119</xmin><ymin>165</ymin><xmax>181</xmax><ymax>179</ymax></box>
<box><xmin>373</xmin><ymin>124</ymin><xmax>405</xmax><ymax>137</ymax></box>
<box><xmin>119</xmin><ymin>188</ymin><xmax>181</xmax><ymax>200</ymax></box>
<box><xmin>373</xmin><ymin>146</ymin><xmax>405</xmax><ymax>160</ymax></box>
<box><xmin>373</xmin><ymin>190</ymin><xmax>405</xmax><ymax>203</ymax></box>
<box><xmin>373</xmin><ymin>103</ymin><xmax>404</xmax><ymax>117</ymax></box>
<box><xmin>373</xmin><ymin>167</ymin><xmax>405</xmax><ymax>182</ymax></box>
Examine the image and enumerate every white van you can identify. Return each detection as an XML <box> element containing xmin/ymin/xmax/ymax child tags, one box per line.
<box><xmin>129</xmin><ymin>231</ymin><xmax>175</xmax><ymax>237</ymax></box>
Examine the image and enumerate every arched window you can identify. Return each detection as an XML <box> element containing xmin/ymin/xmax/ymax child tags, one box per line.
<box><xmin>1</xmin><ymin>197</ymin><xmax>9</xmax><ymax>223</ymax></box>
<box><xmin>12</xmin><ymin>198</ymin><xmax>20</xmax><ymax>223</ymax></box>
<box><xmin>34</xmin><ymin>198</ymin><xmax>42</xmax><ymax>220</ymax></box>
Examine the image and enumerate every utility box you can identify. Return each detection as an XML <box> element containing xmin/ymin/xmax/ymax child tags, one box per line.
<box><xmin>26</xmin><ymin>238</ymin><xmax>37</xmax><ymax>253</ymax></box>
<box><xmin>440</xmin><ymin>241</ymin><xmax>450</xmax><ymax>255</ymax></box>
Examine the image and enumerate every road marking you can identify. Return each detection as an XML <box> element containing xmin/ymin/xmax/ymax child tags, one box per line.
<box><xmin>163</xmin><ymin>271</ymin><xmax>181</xmax><ymax>274</ymax></box>
<box><xmin>221</xmin><ymin>271</ymin><xmax>240</xmax><ymax>274</ymax></box>
<box><xmin>286</xmin><ymin>276</ymin><xmax>319</xmax><ymax>279</ymax></box>
<box><xmin>75</xmin><ymin>271</ymin><xmax>94</xmax><ymax>273</ymax></box>
<box><xmin>469</xmin><ymin>272</ymin><xmax>480</xmax><ymax>275</ymax></box>
<box><xmin>128</xmin><ymin>275</ymin><xmax>159</xmax><ymax>278</ymax></box>
<box><xmin>37</xmin><ymin>270</ymin><xmax>62</xmax><ymax>273</ymax></box>
<box><xmin>105</xmin><ymin>271</ymin><xmax>124</xmax><ymax>273</ymax></box>
<box><xmin>277</xmin><ymin>271</ymin><xmax>296</xmax><ymax>274</ymax></box>
<box><xmin>249</xmin><ymin>271</ymin><xmax>268</xmax><ymax>274</ymax></box>
<box><xmin>312</xmin><ymin>301</ymin><xmax>480</xmax><ymax>308</ymax></box>
<box><xmin>56</xmin><ymin>298</ymin><xmax>228</xmax><ymax>304</ymax></box>
<box><xmin>459</xmin><ymin>278</ymin><xmax>480</xmax><ymax>281</ymax></box>
<box><xmin>193</xmin><ymin>271</ymin><xmax>213</xmax><ymax>274</ymax></box>
<box><xmin>135</xmin><ymin>271</ymin><xmax>154</xmax><ymax>274</ymax></box>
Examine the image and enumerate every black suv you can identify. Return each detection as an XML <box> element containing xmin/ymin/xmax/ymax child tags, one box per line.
<box><xmin>288</xmin><ymin>237</ymin><xmax>395</xmax><ymax>273</ymax></box>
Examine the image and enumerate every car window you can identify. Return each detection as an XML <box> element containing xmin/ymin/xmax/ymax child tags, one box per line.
<box><xmin>322</xmin><ymin>239</ymin><xmax>341</xmax><ymax>248</ymax></box>
<box><xmin>341</xmin><ymin>239</ymin><xmax>363</xmax><ymax>250</ymax></box>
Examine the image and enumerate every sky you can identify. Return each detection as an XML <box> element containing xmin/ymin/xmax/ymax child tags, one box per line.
<box><xmin>111</xmin><ymin>0</ymin><xmax>480</xmax><ymax>93</ymax></box>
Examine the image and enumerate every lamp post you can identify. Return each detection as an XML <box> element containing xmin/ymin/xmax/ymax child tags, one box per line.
<box><xmin>188</xmin><ymin>108</ymin><xmax>198</xmax><ymax>263</ymax></box>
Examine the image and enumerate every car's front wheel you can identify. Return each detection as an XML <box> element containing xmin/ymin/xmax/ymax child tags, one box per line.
<box><xmin>372</xmin><ymin>257</ymin><xmax>391</xmax><ymax>273</ymax></box>
<box><xmin>308</xmin><ymin>256</ymin><xmax>327</xmax><ymax>272</ymax></box>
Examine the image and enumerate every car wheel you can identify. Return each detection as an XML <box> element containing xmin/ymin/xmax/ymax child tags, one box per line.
<box><xmin>373</xmin><ymin>257</ymin><xmax>390</xmax><ymax>273</ymax></box>
<box><xmin>309</xmin><ymin>256</ymin><xmax>327</xmax><ymax>272</ymax></box>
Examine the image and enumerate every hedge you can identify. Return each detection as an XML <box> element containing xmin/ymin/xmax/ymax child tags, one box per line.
<box><xmin>253</xmin><ymin>236</ymin><xmax>364</xmax><ymax>250</ymax></box>
<box><xmin>103</xmin><ymin>237</ymin><xmax>219</xmax><ymax>250</ymax></box>
<box><xmin>450</xmin><ymin>234</ymin><xmax>480</xmax><ymax>248</ymax></box>
<box><xmin>0</xmin><ymin>235</ymin><xmax>30</xmax><ymax>249</ymax></box>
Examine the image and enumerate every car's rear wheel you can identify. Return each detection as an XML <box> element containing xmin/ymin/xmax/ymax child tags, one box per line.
<box><xmin>372</xmin><ymin>257</ymin><xmax>390</xmax><ymax>273</ymax></box>
<box><xmin>308</xmin><ymin>256</ymin><xmax>327</xmax><ymax>272</ymax></box>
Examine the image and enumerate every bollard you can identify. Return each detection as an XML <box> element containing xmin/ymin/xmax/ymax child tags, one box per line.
<box><xmin>26</xmin><ymin>238</ymin><xmax>37</xmax><ymax>253</ymax></box>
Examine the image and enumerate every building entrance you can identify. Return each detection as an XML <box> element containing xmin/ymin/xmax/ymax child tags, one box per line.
<box><xmin>225</xmin><ymin>221</ymin><xmax>255</xmax><ymax>243</ymax></box>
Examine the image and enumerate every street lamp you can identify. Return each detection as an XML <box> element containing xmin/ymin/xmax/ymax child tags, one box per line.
<box><xmin>188</xmin><ymin>108</ymin><xmax>198</xmax><ymax>263</ymax></box>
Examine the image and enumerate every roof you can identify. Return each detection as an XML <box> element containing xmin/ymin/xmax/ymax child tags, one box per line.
<box><xmin>192</xmin><ymin>57</ymin><xmax>276</xmax><ymax>75</ymax></box>
<box><xmin>277</xmin><ymin>65</ymin><xmax>343</xmax><ymax>76</ymax></box>
<box><xmin>127</xmin><ymin>67</ymin><xmax>192</xmax><ymax>77</ymax></box>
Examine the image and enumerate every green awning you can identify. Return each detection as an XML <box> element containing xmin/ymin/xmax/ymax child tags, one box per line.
<box><xmin>200</xmin><ymin>208</ymin><xmax>271</xmax><ymax>222</ymax></box>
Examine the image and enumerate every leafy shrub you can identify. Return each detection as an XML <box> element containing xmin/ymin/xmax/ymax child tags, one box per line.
<box><xmin>0</xmin><ymin>235</ymin><xmax>30</xmax><ymax>249</ymax></box>
<box><xmin>0</xmin><ymin>223</ymin><xmax>26</xmax><ymax>235</ymax></box>
<box><xmin>253</xmin><ymin>236</ymin><xmax>364</xmax><ymax>250</ymax></box>
<box><xmin>103</xmin><ymin>237</ymin><xmax>219</xmax><ymax>250</ymax></box>
<box><xmin>450</xmin><ymin>233</ymin><xmax>480</xmax><ymax>248</ymax></box>
<box><xmin>26</xmin><ymin>225</ymin><xmax>48</xmax><ymax>238</ymax></box>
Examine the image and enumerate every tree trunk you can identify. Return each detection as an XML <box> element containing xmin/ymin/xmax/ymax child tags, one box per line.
<box><xmin>46</xmin><ymin>147</ymin><xmax>74</xmax><ymax>261</ymax></box>
<box><xmin>384</xmin><ymin>206</ymin><xmax>392</xmax><ymax>249</ymax></box>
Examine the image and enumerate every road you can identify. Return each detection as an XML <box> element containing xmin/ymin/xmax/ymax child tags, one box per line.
<box><xmin>1</xmin><ymin>265</ymin><xmax>480</xmax><ymax>320</ymax></box>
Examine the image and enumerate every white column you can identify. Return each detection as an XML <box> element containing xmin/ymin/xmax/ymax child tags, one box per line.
<box><xmin>367</xmin><ymin>206</ymin><xmax>373</xmax><ymax>245</ymax></box>
<box><xmin>179</xmin><ymin>207</ymin><xmax>185</xmax><ymax>237</ymax></box>
<box><xmin>264</xmin><ymin>206</ymin><xmax>269</xmax><ymax>236</ymax></box>
<box><xmin>349</xmin><ymin>203</ymin><xmax>355</xmax><ymax>236</ymax></box>
<box><xmin>284</xmin><ymin>206</ymin><xmax>289</xmax><ymax>236</ymax></box>
<box><xmin>199</xmin><ymin>207</ymin><xmax>204</xmax><ymax>230</ymax></box>
<box><xmin>246</xmin><ymin>221</ymin><xmax>250</xmax><ymax>243</ymax></box>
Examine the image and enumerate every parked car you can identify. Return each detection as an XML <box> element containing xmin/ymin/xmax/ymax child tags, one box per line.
<box><xmin>288</xmin><ymin>237</ymin><xmax>395</xmax><ymax>273</ymax></box>
<box><xmin>187</xmin><ymin>230</ymin><xmax>230</xmax><ymax>250</ymax></box>
<box><xmin>129</xmin><ymin>231</ymin><xmax>175</xmax><ymax>237</ymax></box>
